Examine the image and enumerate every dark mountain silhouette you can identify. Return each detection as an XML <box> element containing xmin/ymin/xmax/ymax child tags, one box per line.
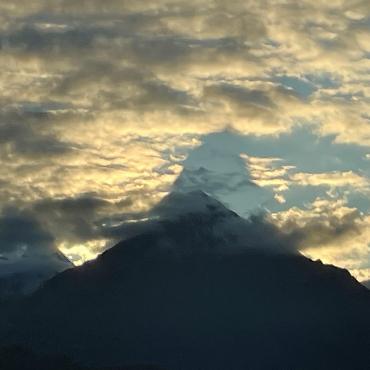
<box><xmin>0</xmin><ymin>345</ymin><xmax>166</xmax><ymax>370</ymax></box>
<box><xmin>1</xmin><ymin>191</ymin><xmax>370</xmax><ymax>370</ymax></box>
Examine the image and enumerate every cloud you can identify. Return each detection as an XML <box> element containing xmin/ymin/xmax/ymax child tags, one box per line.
<box><xmin>271</xmin><ymin>198</ymin><xmax>362</xmax><ymax>249</ymax></box>
<box><xmin>241</xmin><ymin>153</ymin><xmax>369</xmax><ymax>202</ymax></box>
<box><xmin>240</xmin><ymin>154</ymin><xmax>293</xmax><ymax>192</ymax></box>
<box><xmin>3</xmin><ymin>1</ymin><xmax>370</xmax><ymax>151</ymax></box>
<box><xmin>30</xmin><ymin>196</ymin><xmax>114</xmax><ymax>242</ymax></box>
<box><xmin>0</xmin><ymin>208</ymin><xmax>54</xmax><ymax>255</ymax></box>
<box><xmin>0</xmin><ymin>209</ymin><xmax>72</xmax><ymax>293</ymax></box>
<box><xmin>270</xmin><ymin>197</ymin><xmax>370</xmax><ymax>281</ymax></box>
<box><xmin>0</xmin><ymin>111</ymin><xmax>73</xmax><ymax>158</ymax></box>
<box><xmin>1</xmin><ymin>0</ymin><xmax>370</xmax><ymax>276</ymax></box>
<box><xmin>4</xmin><ymin>0</ymin><xmax>370</xmax><ymax>143</ymax></box>
<box><xmin>173</xmin><ymin>166</ymin><xmax>257</xmax><ymax>195</ymax></box>
<box><xmin>290</xmin><ymin>171</ymin><xmax>368</xmax><ymax>188</ymax></box>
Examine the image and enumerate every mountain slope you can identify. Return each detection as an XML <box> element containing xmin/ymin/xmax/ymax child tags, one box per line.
<box><xmin>1</xmin><ymin>192</ymin><xmax>370</xmax><ymax>370</ymax></box>
<box><xmin>362</xmin><ymin>280</ymin><xmax>370</xmax><ymax>289</ymax></box>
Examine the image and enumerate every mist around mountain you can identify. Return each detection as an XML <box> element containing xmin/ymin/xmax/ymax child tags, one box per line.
<box><xmin>0</xmin><ymin>191</ymin><xmax>369</xmax><ymax>370</ymax></box>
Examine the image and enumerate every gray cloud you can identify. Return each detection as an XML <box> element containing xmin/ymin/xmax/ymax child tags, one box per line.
<box><xmin>203</xmin><ymin>83</ymin><xmax>276</xmax><ymax>110</ymax></box>
<box><xmin>29</xmin><ymin>195</ymin><xmax>120</xmax><ymax>243</ymax></box>
<box><xmin>278</xmin><ymin>207</ymin><xmax>363</xmax><ymax>251</ymax></box>
<box><xmin>0</xmin><ymin>208</ymin><xmax>54</xmax><ymax>254</ymax></box>
<box><xmin>0</xmin><ymin>112</ymin><xmax>73</xmax><ymax>158</ymax></box>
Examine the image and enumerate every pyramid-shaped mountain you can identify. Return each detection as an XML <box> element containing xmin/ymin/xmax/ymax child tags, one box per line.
<box><xmin>1</xmin><ymin>192</ymin><xmax>369</xmax><ymax>370</ymax></box>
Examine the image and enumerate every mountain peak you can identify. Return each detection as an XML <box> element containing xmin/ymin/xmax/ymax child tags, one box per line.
<box><xmin>105</xmin><ymin>190</ymin><xmax>293</xmax><ymax>255</ymax></box>
<box><xmin>150</xmin><ymin>190</ymin><xmax>235</xmax><ymax>219</ymax></box>
<box><xmin>141</xmin><ymin>190</ymin><xmax>295</xmax><ymax>255</ymax></box>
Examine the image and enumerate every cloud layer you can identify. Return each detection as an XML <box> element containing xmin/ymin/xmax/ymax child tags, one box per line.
<box><xmin>1</xmin><ymin>1</ymin><xmax>370</xmax><ymax>279</ymax></box>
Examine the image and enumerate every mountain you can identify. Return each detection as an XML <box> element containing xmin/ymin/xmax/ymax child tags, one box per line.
<box><xmin>118</xmin><ymin>190</ymin><xmax>296</xmax><ymax>254</ymax></box>
<box><xmin>0</xmin><ymin>346</ymin><xmax>167</xmax><ymax>370</ymax></box>
<box><xmin>0</xmin><ymin>250</ymin><xmax>73</xmax><ymax>300</ymax></box>
<box><xmin>172</xmin><ymin>166</ymin><xmax>273</xmax><ymax>215</ymax></box>
<box><xmin>1</xmin><ymin>191</ymin><xmax>370</xmax><ymax>370</ymax></box>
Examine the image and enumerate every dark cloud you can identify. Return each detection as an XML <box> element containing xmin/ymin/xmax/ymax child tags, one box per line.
<box><xmin>132</xmin><ymin>80</ymin><xmax>196</xmax><ymax>111</ymax></box>
<box><xmin>0</xmin><ymin>208</ymin><xmax>54</xmax><ymax>254</ymax></box>
<box><xmin>204</xmin><ymin>83</ymin><xmax>275</xmax><ymax>109</ymax></box>
<box><xmin>30</xmin><ymin>195</ymin><xmax>115</xmax><ymax>243</ymax></box>
<box><xmin>0</xmin><ymin>113</ymin><xmax>72</xmax><ymax>158</ymax></box>
<box><xmin>53</xmin><ymin>62</ymin><xmax>148</xmax><ymax>97</ymax></box>
<box><xmin>0</xmin><ymin>194</ymin><xmax>139</xmax><ymax>265</ymax></box>
<box><xmin>280</xmin><ymin>208</ymin><xmax>363</xmax><ymax>250</ymax></box>
<box><xmin>0</xmin><ymin>186</ymin><xmax>361</xmax><ymax>260</ymax></box>
<box><xmin>3</xmin><ymin>25</ymin><xmax>109</xmax><ymax>55</ymax></box>
<box><xmin>33</xmin><ymin>195</ymin><xmax>109</xmax><ymax>214</ymax></box>
<box><xmin>130</xmin><ymin>37</ymin><xmax>190</xmax><ymax>65</ymax></box>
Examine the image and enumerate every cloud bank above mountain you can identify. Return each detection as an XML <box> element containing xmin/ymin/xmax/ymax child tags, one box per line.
<box><xmin>0</xmin><ymin>1</ymin><xmax>369</xmax><ymax>280</ymax></box>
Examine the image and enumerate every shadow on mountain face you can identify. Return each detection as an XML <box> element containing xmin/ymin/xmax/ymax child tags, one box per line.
<box><xmin>1</xmin><ymin>192</ymin><xmax>370</xmax><ymax>370</ymax></box>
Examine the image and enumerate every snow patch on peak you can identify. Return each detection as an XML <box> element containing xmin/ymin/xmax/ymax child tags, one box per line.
<box><xmin>104</xmin><ymin>191</ymin><xmax>295</xmax><ymax>256</ymax></box>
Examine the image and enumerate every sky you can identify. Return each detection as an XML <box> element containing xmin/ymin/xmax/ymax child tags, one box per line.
<box><xmin>1</xmin><ymin>0</ymin><xmax>370</xmax><ymax>281</ymax></box>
